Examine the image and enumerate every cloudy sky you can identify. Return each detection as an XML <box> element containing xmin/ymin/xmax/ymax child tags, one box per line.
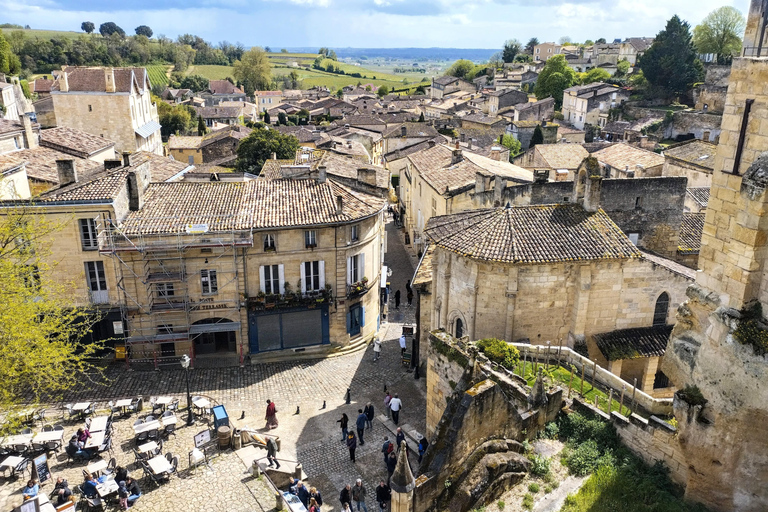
<box><xmin>0</xmin><ymin>0</ymin><xmax>751</xmax><ymax>49</ymax></box>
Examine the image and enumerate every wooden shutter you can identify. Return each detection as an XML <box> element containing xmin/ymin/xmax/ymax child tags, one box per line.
<box><xmin>259</xmin><ymin>266</ymin><xmax>266</xmax><ymax>294</ymax></box>
<box><xmin>347</xmin><ymin>257</ymin><xmax>352</xmax><ymax>284</ymax></box>
<box><xmin>300</xmin><ymin>262</ymin><xmax>307</xmax><ymax>294</ymax></box>
<box><xmin>278</xmin><ymin>264</ymin><xmax>285</xmax><ymax>294</ymax></box>
<box><xmin>319</xmin><ymin>260</ymin><xmax>325</xmax><ymax>289</ymax></box>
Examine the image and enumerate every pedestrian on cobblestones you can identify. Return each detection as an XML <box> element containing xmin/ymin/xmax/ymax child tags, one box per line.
<box><xmin>395</xmin><ymin>428</ymin><xmax>405</xmax><ymax>450</ymax></box>
<box><xmin>297</xmin><ymin>481</ymin><xmax>310</xmax><ymax>507</ymax></box>
<box><xmin>406</xmin><ymin>289</ymin><xmax>413</xmax><ymax>307</ymax></box>
<box><xmin>266</xmin><ymin>437</ymin><xmax>280</xmax><ymax>469</ymax></box>
<box><xmin>418</xmin><ymin>436</ymin><xmax>429</xmax><ymax>463</ymax></box>
<box><xmin>364</xmin><ymin>402</ymin><xmax>374</xmax><ymax>430</ymax></box>
<box><xmin>373</xmin><ymin>338</ymin><xmax>381</xmax><ymax>361</ymax></box>
<box><xmin>394</xmin><ymin>290</ymin><xmax>401</xmax><ymax>309</ymax></box>
<box><xmin>399</xmin><ymin>335</ymin><xmax>406</xmax><ymax>356</ymax></box>
<box><xmin>389</xmin><ymin>394</ymin><xmax>402</xmax><ymax>425</ymax></box>
<box><xmin>309</xmin><ymin>497</ymin><xmax>320</xmax><ymax>512</ymax></box>
<box><xmin>346</xmin><ymin>431</ymin><xmax>358</xmax><ymax>462</ymax></box>
<box><xmin>117</xmin><ymin>480</ymin><xmax>128</xmax><ymax>510</ymax></box>
<box><xmin>309</xmin><ymin>487</ymin><xmax>323</xmax><ymax>510</ymax></box>
<box><xmin>381</xmin><ymin>437</ymin><xmax>393</xmax><ymax>464</ymax></box>
<box><xmin>376</xmin><ymin>481</ymin><xmax>391</xmax><ymax>511</ymax></box>
<box><xmin>340</xmin><ymin>484</ymin><xmax>352</xmax><ymax>508</ymax></box>
<box><xmin>265</xmin><ymin>399</ymin><xmax>278</xmax><ymax>429</ymax></box>
<box><xmin>352</xmin><ymin>479</ymin><xmax>369</xmax><ymax>512</ymax></box>
<box><xmin>384</xmin><ymin>392</ymin><xmax>392</xmax><ymax>419</ymax></box>
<box><xmin>337</xmin><ymin>413</ymin><xmax>349</xmax><ymax>442</ymax></box>
<box><xmin>386</xmin><ymin>451</ymin><xmax>397</xmax><ymax>482</ymax></box>
<box><xmin>356</xmin><ymin>409</ymin><xmax>367</xmax><ymax>445</ymax></box>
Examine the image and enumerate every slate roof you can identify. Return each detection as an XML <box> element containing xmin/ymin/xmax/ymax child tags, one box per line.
<box><xmin>678</xmin><ymin>212</ymin><xmax>705</xmax><ymax>254</ymax></box>
<box><xmin>594</xmin><ymin>325</ymin><xmax>672</xmax><ymax>361</ymax></box>
<box><xmin>663</xmin><ymin>140</ymin><xmax>717</xmax><ymax>171</ymax></box>
<box><xmin>39</xmin><ymin>127</ymin><xmax>115</xmax><ymax>158</ymax></box>
<box><xmin>532</xmin><ymin>144</ymin><xmax>589</xmax><ymax>169</ymax></box>
<box><xmin>424</xmin><ymin>204</ymin><xmax>641</xmax><ymax>264</ymax></box>
<box><xmin>592</xmin><ymin>143</ymin><xmax>664</xmax><ymax>170</ymax></box>
<box><xmin>119</xmin><ymin>179</ymin><xmax>385</xmax><ymax>235</ymax></box>
<box><xmin>0</xmin><ymin>147</ymin><xmax>103</xmax><ymax>184</ymax></box>
<box><xmin>686</xmin><ymin>187</ymin><xmax>710</xmax><ymax>209</ymax></box>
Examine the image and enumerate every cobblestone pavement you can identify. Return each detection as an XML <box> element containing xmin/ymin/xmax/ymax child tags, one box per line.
<box><xmin>1</xmin><ymin>219</ymin><xmax>424</xmax><ymax>512</ymax></box>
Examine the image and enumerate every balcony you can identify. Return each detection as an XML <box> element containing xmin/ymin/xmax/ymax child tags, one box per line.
<box><xmin>347</xmin><ymin>278</ymin><xmax>370</xmax><ymax>299</ymax></box>
<box><xmin>248</xmin><ymin>287</ymin><xmax>334</xmax><ymax>312</ymax></box>
<box><xmin>90</xmin><ymin>290</ymin><xmax>110</xmax><ymax>305</ymax></box>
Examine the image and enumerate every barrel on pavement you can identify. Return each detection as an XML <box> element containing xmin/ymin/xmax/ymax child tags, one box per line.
<box><xmin>218</xmin><ymin>425</ymin><xmax>231</xmax><ymax>449</ymax></box>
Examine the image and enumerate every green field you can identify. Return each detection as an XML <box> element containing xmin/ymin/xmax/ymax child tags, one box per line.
<box><xmin>185</xmin><ymin>65</ymin><xmax>235</xmax><ymax>81</ymax></box>
<box><xmin>146</xmin><ymin>64</ymin><xmax>171</xmax><ymax>86</ymax></box>
<box><xmin>1</xmin><ymin>28</ymin><xmax>88</xmax><ymax>40</ymax></box>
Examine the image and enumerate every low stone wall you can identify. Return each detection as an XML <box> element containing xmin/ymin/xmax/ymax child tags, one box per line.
<box><xmin>572</xmin><ymin>397</ymin><xmax>687</xmax><ymax>486</ymax></box>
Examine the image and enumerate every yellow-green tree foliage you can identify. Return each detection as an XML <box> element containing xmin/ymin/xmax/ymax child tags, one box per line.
<box><xmin>0</xmin><ymin>208</ymin><xmax>104</xmax><ymax>412</ymax></box>
<box><xmin>233</xmin><ymin>47</ymin><xmax>272</xmax><ymax>95</ymax></box>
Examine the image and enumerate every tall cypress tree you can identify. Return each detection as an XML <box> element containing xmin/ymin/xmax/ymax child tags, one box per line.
<box><xmin>197</xmin><ymin>116</ymin><xmax>206</xmax><ymax>136</ymax></box>
<box><xmin>639</xmin><ymin>15</ymin><xmax>704</xmax><ymax>98</ymax></box>
<box><xmin>529</xmin><ymin>125</ymin><xmax>544</xmax><ymax>149</ymax></box>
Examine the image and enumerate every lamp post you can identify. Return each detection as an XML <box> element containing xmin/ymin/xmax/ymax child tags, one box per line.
<box><xmin>180</xmin><ymin>354</ymin><xmax>193</xmax><ymax>426</ymax></box>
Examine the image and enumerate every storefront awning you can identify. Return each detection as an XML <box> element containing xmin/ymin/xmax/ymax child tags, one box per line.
<box><xmin>135</xmin><ymin>120</ymin><xmax>161</xmax><ymax>138</ymax></box>
<box><xmin>189</xmin><ymin>322</ymin><xmax>241</xmax><ymax>334</ymax></box>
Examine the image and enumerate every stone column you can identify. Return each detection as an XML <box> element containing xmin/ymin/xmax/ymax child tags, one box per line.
<box><xmin>607</xmin><ymin>359</ymin><xmax>623</xmax><ymax>377</ymax></box>
<box><xmin>641</xmin><ymin>356</ymin><xmax>658</xmax><ymax>394</ymax></box>
<box><xmin>390</xmin><ymin>441</ymin><xmax>416</xmax><ymax>512</ymax></box>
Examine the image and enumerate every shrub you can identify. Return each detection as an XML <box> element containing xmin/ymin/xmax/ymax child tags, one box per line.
<box><xmin>497</xmin><ymin>500</ymin><xmax>505</xmax><ymax>510</ymax></box>
<box><xmin>528</xmin><ymin>483</ymin><xmax>540</xmax><ymax>493</ymax></box>
<box><xmin>543</xmin><ymin>421</ymin><xmax>559</xmax><ymax>439</ymax></box>
<box><xmin>544</xmin><ymin>485</ymin><xmax>553</xmax><ymax>494</ymax></box>
<box><xmin>476</xmin><ymin>338</ymin><xmax>520</xmax><ymax>369</ymax></box>
<box><xmin>529</xmin><ymin>454</ymin><xmax>551</xmax><ymax>477</ymax></box>
<box><xmin>677</xmin><ymin>385</ymin><xmax>707</xmax><ymax>407</ymax></box>
<box><xmin>522</xmin><ymin>493</ymin><xmax>534</xmax><ymax>510</ymax></box>
<box><xmin>565</xmin><ymin>439</ymin><xmax>602</xmax><ymax>476</ymax></box>
<box><xmin>558</xmin><ymin>412</ymin><xmax>618</xmax><ymax>448</ymax></box>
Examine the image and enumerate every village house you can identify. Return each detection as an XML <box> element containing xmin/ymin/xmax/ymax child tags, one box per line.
<box><xmin>486</xmin><ymin>88</ymin><xmax>528</xmax><ymax>114</ymax></box>
<box><xmin>661</xmin><ymin>139</ymin><xmax>717</xmax><ymax>188</ymax></box>
<box><xmin>0</xmin><ymin>77</ymin><xmax>30</xmax><ymax>122</ymax></box>
<box><xmin>197</xmin><ymin>105</ymin><xmax>243</xmax><ymax>129</ymax></box>
<box><xmin>533</xmin><ymin>42</ymin><xmax>562</xmax><ymax>61</ymax></box>
<box><xmin>30</xmin><ymin>78</ymin><xmax>54</xmax><ymax>98</ymax></box>
<box><xmin>381</xmin><ymin>122</ymin><xmax>440</xmax><ymax>155</ymax></box>
<box><xmin>429</xmin><ymin>76</ymin><xmax>476</xmax><ymax>99</ymax></box>
<box><xmin>254</xmin><ymin>91</ymin><xmax>285</xmax><ymax>111</ymax></box>
<box><xmin>160</xmin><ymin>88</ymin><xmax>193</xmax><ymax>104</ymax></box>
<box><xmin>415</xmin><ymin>160</ymin><xmax>693</xmax><ymax>398</ymax></box>
<box><xmin>200</xmin><ymin>79</ymin><xmax>247</xmax><ymax>106</ymax></box>
<box><xmin>618</xmin><ymin>37</ymin><xmax>654</xmax><ymax>66</ymax></box>
<box><xmin>561</xmin><ymin>82</ymin><xmax>630</xmax><ymax>130</ymax></box>
<box><xmin>423</xmin><ymin>93</ymin><xmax>475</xmax><ymax>120</ymax></box>
<box><xmin>49</xmin><ymin>66</ymin><xmax>162</xmax><ymax>155</ymax></box>
<box><xmin>493</xmin><ymin>70</ymin><xmax>539</xmax><ymax>90</ymax></box>
<box><xmin>200</xmin><ymin>125</ymin><xmax>252</xmax><ymax>166</ymax></box>
<box><xmin>512</xmin><ymin>139</ymin><xmax>587</xmax><ymax>179</ymax></box>
<box><xmin>0</xmin><ymin>114</ymin><xmax>38</xmax><ymax>155</ymax></box>
<box><xmin>168</xmin><ymin>135</ymin><xmax>204</xmax><ymax>165</ymax></box>
<box><xmin>592</xmin><ymin>143</ymin><xmax>665</xmax><ymax>178</ymax></box>
<box><xmin>508</xmin><ymin>120</ymin><xmax>559</xmax><ymax>150</ymax></box>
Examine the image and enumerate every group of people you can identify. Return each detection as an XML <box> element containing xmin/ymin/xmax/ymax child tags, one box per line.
<box><xmin>285</xmin><ymin>478</ymin><xmax>323</xmax><ymax>512</ymax></box>
<box><xmin>393</xmin><ymin>280</ymin><xmax>414</xmax><ymax>310</ymax></box>
<box><xmin>65</xmin><ymin>427</ymin><xmax>95</xmax><ymax>460</ymax></box>
<box><xmin>340</xmin><ymin>479</ymin><xmax>392</xmax><ymax>512</ymax></box>
<box><xmin>82</xmin><ymin>468</ymin><xmax>141</xmax><ymax>509</ymax></box>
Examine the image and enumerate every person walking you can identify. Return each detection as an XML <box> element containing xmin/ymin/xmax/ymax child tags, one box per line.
<box><xmin>405</xmin><ymin>279</ymin><xmax>412</xmax><ymax>295</ymax></box>
<box><xmin>386</xmin><ymin>451</ymin><xmax>397</xmax><ymax>482</ymax></box>
<box><xmin>296</xmin><ymin>481</ymin><xmax>310</xmax><ymax>508</ymax></box>
<box><xmin>337</xmin><ymin>413</ymin><xmax>349</xmax><ymax>442</ymax></box>
<box><xmin>395</xmin><ymin>428</ymin><xmax>405</xmax><ymax>450</ymax></box>
<box><xmin>418</xmin><ymin>436</ymin><xmax>429</xmax><ymax>463</ymax></box>
<box><xmin>384</xmin><ymin>392</ymin><xmax>392</xmax><ymax>419</ymax></box>
<box><xmin>381</xmin><ymin>437</ymin><xmax>393</xmax><ymax>464</ymax></box>
<box><xmin>346</xmin><ymin>431</ymin><xmax>358</xmax><ymax>462</ymax></box>
<box><xmin>364</xmin><ymin>402</ymin><xmax>374</xmax><ymax>430</ymax></box>
<box><xmin>308</xmin><ymin>497</ymin><xmax>320</xmax><ymax>512</ymax></box>
<box><xmin>309</xmin><ymin>487</ymin><xmax>323</xmax><ymax>510</ymax></box>
<box><xmin>394</xmin><ymin>289</ymin><xmax>401</xmax><ymax>309</ymax></box>
<box><xmin>373</xmin><ymin>338</ymin><xmax>381</xmax><ymax>361</ymax></box>
<box><xmin>356</xmin><ymin>409</ymin><xmax>367</xmax><ymax>445</ymax></box>
<box><xmin>389</xmin><ymin>394</ymin><xmax>402</xmax><ymax>425</ymax></box>
<box><xmin>266</xmin><ymin>436</ymin><xmax>280</xmax><ymax>468</ymax></box>
<box><xmin>265</xmin><ymin>399</ymin><xmax>278</xmax><ymax>429</ymax></box>
<box><xmin>406</xmin><ymin>289</ymin><xmax>413</xmax><ymax>307</ymax></box>
<box><xmin>376</xmin><ymin>481</ymin><xmax>391</xmax><ymax>512</ymax></box>
<box><xmin>352</xmin><ymin>479</ymin><xmax>369</xmax><ymax>512</ymax></box>
<box><xmin>399</xmin><ymin>334</ymin><xmax>406</xmax><ymax>356</ymax></box>
<box><xmin>340</xmin><ymin>484</ymin><xmax>352</xmax><ymax>509</ymax></box>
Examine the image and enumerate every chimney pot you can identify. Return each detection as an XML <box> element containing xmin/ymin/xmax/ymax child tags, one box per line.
<box><xmin>272</xmin><ymin>152</ymin><xmax>277</xmax><ymax>160</ymax></box>
<box><xmin>104</xmin><ymin>159</ymin><xmax>123</xmax><ymax>171</ymax></box>
<box><xmin>401</xmin><ymin>125</ymin><xmax>407</xmax><ymax>137</ymax></box>
<box><xmin>56</xmin><ymin>159</ymin><xmax>77</xmax><ymax>186</ymax></box>
<box><xmin>336</xmin><ymin>194</ymin><xmax>343</xmax><ymax>214</ymax></box>
<box><xmin>21</xmin><ymin>113</ymin><xmax>38</xmax><ymax>149</ymax></box>
<box><xmin>104</xmin><ymin>68</ymin><xmax>116</xmax><ymax>93</ymax></box>
<box><xmin>451</xmin><ymin>149</ymin><xmax>463</xmax><ymax>165</ymax></box>
<box><xmin>318</xmin><ymin>165</ymin><xmax>327</xmax><ymax>183</ymax></box>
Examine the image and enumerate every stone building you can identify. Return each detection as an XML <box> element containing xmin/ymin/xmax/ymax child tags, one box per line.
<box><xmin>429</xmin><ymin>76</ymin><xmax>475</xmax><ymax>99</ymax></box>
<box><xmin>693</xmin><ymin>65</ymin><xmax>731</xmax><ymax>114</ymax></box>
<box><xmin>0</xmin><ymin>114</ymin><xmax>38</xmax><ymax>155</ymax></box>
<box><xmin>591</xmin><ymin>143</ymin><xmax>665</xmax><ymax>178</ymax></box>
<box><xmin>200</xmin><ymin>80</ymin><xmax>247</xmax><ymax>106</ymax></box>
<box><xmin>486</xmin><ymin>88</ymin><xmax>528</xmax><ymax>114</ymax></box>
<box><xmin>414</xmin><ymin>161</ymin><xmax>693</xmax><ymax>398</ymax></box>
<box><xmin>50</xmin><ymin>67</ymin><xmax>162</xmax><ymax>155</ymax></box>
<box><xmin>513</xmin><ymin>143</ymin><xmax>588</xmax><ymax>180</ymax></box>
<box><xmin>561</xmin><ymin>83</ymin><xmax>630</xmax><ymax>130</ymax></box>
<box><xmin>662</xmin><ymin>139</ymin><xmax>717</xmax><ymax>188</ymax></box>
<box><xmin>661</xmin><ymin>2</ymin><xmax>768</xmax><ymax>508</ymax></box>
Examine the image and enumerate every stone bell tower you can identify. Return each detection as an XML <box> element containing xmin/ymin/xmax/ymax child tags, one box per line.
<box><xmin>661</xmin><ymin>1</ymin><xmax>768</xmax><ymax>510</ymax></box>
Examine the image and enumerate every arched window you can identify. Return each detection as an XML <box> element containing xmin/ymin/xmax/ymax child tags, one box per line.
<box><xmin>455</xmin><ymin>318</ymin><xmax>464</xmax><ymax>338</ymax></box>
<box><xmin>653</xmin><ymin>292</ymin><xmax>669</xmax><ymax>326</ymax></box>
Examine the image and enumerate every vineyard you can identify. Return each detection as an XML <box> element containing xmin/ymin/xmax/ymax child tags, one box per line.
<box><xmin>146</xmin><ymin>65</ymin><xmax>171</xmax><ymax>87</ymax></box>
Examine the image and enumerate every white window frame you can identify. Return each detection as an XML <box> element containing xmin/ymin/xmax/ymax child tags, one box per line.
<box><xmin>305</xmin><ymin>230</ymin><xmax>317</xmax><ymax>248</ymax></box>
<box><xmin>85</xmin><ymin>261</ymin><xmax>108</xmax><ymax>304</ymax></box>
<box><xmin>300</xmin><ymin>260</ymin><xmax>325</xmax><ymax>294</ymax></box>
<box><xmin>351</xmin><ymin>224</ymin><xmax>359</xmax><ymax>242</ymax></box>
<box><xmin>79</xmin><ymin>218</ymin><xmax>98</xmax><ymax>250</ymax></box>
<box><xmin>156</xmin><ymin>282</ymin><xmax>175</xmax><ymax>298</ymax></box>
<box><xmin>347</xmin><ymin>253</ymin><xmax>365</xmax><ymax>284</ymax></box>
<box><xmin>264</xmin><ymin>233</ymin><xmax>276</xmax><ymax>251</ymax></box>
<box><xmin>201</xmin><ymin>269</ymin><xmax>218</xmax><ymax>295</ymax></box>
<box><xmin>260</xmin><ymin>264</ymin><xmax>284</xmax><ymax>295</ymax></box>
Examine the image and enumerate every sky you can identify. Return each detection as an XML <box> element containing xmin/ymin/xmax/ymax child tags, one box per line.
<box><xmin>0</xmin><ymin>0</ymin><xmax>752</xmax><ymax>49</ymax></box>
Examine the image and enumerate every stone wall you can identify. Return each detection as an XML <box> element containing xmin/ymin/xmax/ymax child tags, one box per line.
<box><xmin>51</xmin><ymin>93</ymin><xmax>136</xmax><ymax>153</ymax></box>
<box><xmin>667</xmin><ymin>111</ymin><xmax>722</xmax><ymax>142</ymax></box>
<box><xmin>425</xmin><ymin>331</ymin><xmax>469</xmax><ymax>438</ymax></box>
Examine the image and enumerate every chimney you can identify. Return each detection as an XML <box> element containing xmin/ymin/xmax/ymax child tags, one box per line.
<box><xmin>490</xmin><ymin>146</ymin><xmax>501</xmax><ymax>161</ymax></box>
<box><xmin>272</xmin><ymin>152</ymin><xmax>277</xmax><ymax>160</ymax></box>
<box><xmin>122</xmin><ymin>152</ymin><xmax>135</xmax><ymax>167</ymax></box>
<box><xmin>56</xmin><ymin>159</ymin><xmax>77</xmax><ymax>186</ymax></box>
<box><xmin>104</xmin><ymin>68</ymin><xmax>116</xmax><ymax>93</ymax></box>
<box><xmin>336</xmin><ymin>195</ymin><xmax>343</xmax><ymax>215</ymax></box>
<box><xmin>451</xmin><ymin>148</ymin><xmax>463</xmax><ymax>165</ymax></box>
<box><xmin>59</xmin><ymin>71</ymin><xmax>69</xmax><ymax>93</ymax></box>
<box><xmin>127</xmin><ymin>171</ymin><xmax>144</xmax><ymax>211</ymax></box>
<box><xmin>428</xmin><ymin>139</ymin><xmax>436</xmax><ymax>148</ymax></box>
<box><xmin>494</xmin><ymin>175</ymin><xmax>504</xmax><ymax>202</ymax></box>
<box><xmin>21</xmin><ymin>113</ymin><xmax>37</xmax><ymax>149</ymax></box>
<box><xmin>347</xmin><ymin>140</ymin><xmax>353</xmax><ymax>148</ymax></box>
<box><xmin>401</xmin><ymin>125</ymin><xmax>407</xmax><ymax>137</ymax></box>
<box><xmin>318</xmin><ymin>165</ymin><xmax>327</xmax><ymax>183</ymax></box>
<box><xmin>475</xmin><ymin>172</ymin><xmax>487</xmax><ymax>193</ymax></box>
<box><xmin>104</xmin><ymin>159</ymin><xmax>123</xmax><ymax>171</ymax></box>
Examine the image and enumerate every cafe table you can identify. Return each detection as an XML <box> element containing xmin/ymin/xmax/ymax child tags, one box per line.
<box><xmin>84</xmin><ymin>430</ymin><xmax>105</xmax><ymax>450</ymax></box>
<box><xmin>147</xmin><ymin>454</ymin><xmax>172</xmax><ymax>475</ymax></box>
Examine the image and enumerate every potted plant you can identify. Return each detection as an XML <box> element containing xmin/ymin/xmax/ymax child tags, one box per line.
<box><xmin>256</xmin><ymin>291</ymin><xmax>266</xmax><ymax>303</ymax></box>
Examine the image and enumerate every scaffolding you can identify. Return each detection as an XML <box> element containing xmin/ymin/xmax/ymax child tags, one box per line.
<box><xmin>97</xmin><ymin>213</ymin><xmax>253</xmax><ymax>367</ymax></box>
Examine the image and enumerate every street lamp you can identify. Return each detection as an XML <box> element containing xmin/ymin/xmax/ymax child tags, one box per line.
<box><xmin>180</xmin><ymin>354</ymin><xmax>193</xmax><ymax>426</ymax></box>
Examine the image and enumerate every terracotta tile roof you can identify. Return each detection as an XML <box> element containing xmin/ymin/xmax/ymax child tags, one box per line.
<box><xmin>261</xmin><ymin>152</ymin><xmax>387</xmax><ymax>189</ymax></box>
<box><xmin>678</xmin><ymin>212</ymin><xmax>704</xmax><ymax>254</ymax></box>
<box><xmin>200</xmin><ymin>125</ymin><xmax>252</xmax><ymax>146</ymax></box>
<box><xmin>31</xmin><ymin>78</ymin><xmax>53</xmax><ymax>93</ymax></box>
<box><xmin>461</xmin><ymin>113</ymin><xmax>503</xmax><ymax>125</ymax></box>
<box><xmin>639</xmin><ymin>250</ymin><xmax>696</xmax><ymax>280</ymax></box>
<box><xmin>433</xmin><ymin>76</ymin><xmax>460</xmax><ymax>86</ymax></box>
<box><xmin>383</xmin><ymin>123</ymin><xmax>439</xmax><ymax>139</ymax></box>
<box><xmin>39</xmin><ymin>127</ymin><xmax>115</xmax><ymax>158</ymax></box>
<box><xmin>594</xmin><ymin>325</ymin><xmax>672</xmax><ymax>361</ymax></box>
<box><xmin>198</xmin><ymin>106</ymin><xmax>242</xmax><ymax>119</ymax></box>
<box><xmin>408</xmin><ymin>145</ymin><xmax>485</xmax><ymax>194</ymax></box>
<box><xmin>462</xmin><ymin>151</ymin><xmax>533</xmax><ymax>183</ymax></box>
<box><xmin>128</xmin><ymin>151</ymin><xmax>191</xmax><ymax>182</ymax></box>
<box><xmin>412</xmin><ymin>244</ymin><xmax>435</xmax><ymax>287</ymax></box>
<box><xmin>533</xmin><ymin>144</ymin><xmax>589</xmax><ymax>169</ymax></box>
<box><xmin>0</xmin><ymin>147</ymin><xmax>102</xmax><ymax>184</ymax></box>
<box><xmin>41</xmin><ymin>168</ymin><xmax>128</xmax><ymax>202</ymax></box>
<box><xmin>54</xmin><ymin>67</ymin><xmax>148</xmax><ymax>93</ymax></box>
<box><xmin>663</xmin><ymin>140</ymin><xmax>717</xmax><ymax>171</ymax></box>
<box><xmin>425</xmin><ymin>204</ymin><xmax>641</xmax><ymax>264</ymax></box>
<box><xmin>342</xmin><ymin>115</ymin><xmax>386</xmax><ymax>126</ymax></box>
<box><xmin>120</xmin><ymin>178</ymin><xmax>385</xmax><ymax>235</ymax></box>
<box><xmin>0</xmin><ymin>119</ymin><xmax>25</xmax><ymax>136</ymax></box>
<box><xmin>686</xmin><ymin>187</ymin><xmax>709</xmax><ymax>208</ymax></box>
<box><xmin>592</xmin><ymin>143</ymin><xmax>664</xmax><ymax>170</ymax></box>
<box><xmin>208</xmin><ymin>80</ymin><xmax>244</xmax><ymax>95</ymax></box>
<box><xmin>384</xmin><ymin>137</ymin><xmax>442</xmax><ymax>161</ymax></box>
<box><xmin>259</xmin><ymin>159</ymin><xmax>294</xmax><ymax>180</ymax></box>
<box><xmin>168</xmin><ymin>135</ymin><xmax>203</xmax><ymax>150</ymax></box>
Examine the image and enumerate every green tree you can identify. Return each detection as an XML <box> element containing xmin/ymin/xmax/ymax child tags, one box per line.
<box><xmin>595</xmin><ymin>38</ymin><xmax>606</xmax><ymax>44</ymax></box>
<box><xmin>640</xmin><ymin>15</ymin><xmax>704</xmax><ymax>98</ymax></box>
<box><xmin>582</xmin><ymin>67</ymin><xmax>611</xmax><ymax>84</ymax></box>
<box><xmin>418</xmin><ymin>112</ymin><xmax>425</xmax><ymax>122</ymax></box>
<box><xmin>444</xmin><ymin>59</ymin><xmax>474</xmax><ymax>79</ymax></box>
<box><xmin>99</xmin><ymin>22</ymin><xmax>125</xmax><ymax>37</ymax></box>
<box><xmin>502</xmin><ymin>39</ymin><xmax>522</xmax><ymax>63</ymax></box>
<box><xmin>155</xmin><ymin>96</ymin><xmax>193</xmax><ymax>139</ymax></box>
<box><xmin>559</xmin><ymin>36</ymin><xmax>572</xmax><ymax>45</ymax></box>
<box><xmin>281</xmin><ymin>48</ymin><xmax>288</xmax><ymax>53</ymax></box>
<box><xmin>336</xmin><ymin>88</ymin><xmax>344</xmax><ymax>98</ymax></box>
<box><xmin>693</xmin><ymin>6</ymin><xmax>746</xmax><ymax>64</ymax></box>
<box><xmin>377</xmin><ymin>85</ymin><xmax>389</xmax><ymax>97</ymax></box>
<box><xmin>135</xmin><ymin>25</ymin><xmax>153</xmax><ymax>38</ymax></box>
<box><xmin>81</xmin><ymin>21</ymin><xmax>95</xmax><ymax>34</ymax></box>
<box><xmin>278</xmin><ymin>112</ymin><xmax>287</xmax><ymax>125</ymax></box>
<box><xmin>514</xmin><ymin>54</ymin><xmax>532</xmax><ymax>63</ymax></box>
<box><xmin>289</xmin><ymin>70</ymin><xmax>300</xmax><ymax>89</ymax></box>
<box><xmin>263</xmin><ymin>111</ymin><xmax>271</xmax><ymax>124</ymax></box>
<box><xmin>0</xmin><ymin>32</ymin><xmax>21</xmax><ymax>75</ymax></box>
<box><xmin>529</xmin><ymin>125</ymin><xmax>544</xmax><ymax>149</ymax></box>
<box><xmin>233</xmin><ymin>47</ymin><xmax>272</xmax><ymax>95</ymax></box>
<box><xmin>197</xmin><ymin>115</ymin><xmax>206</xmax><ymax>136</ymax></box>
<box><xmin>0</xmin><ymin>208</ymin><xmax>104</xmax><ymax>413</ymax></box>
<box><xmin>179</xmin><ymin>74</ymin><xmax>209</xmax><ymax>92</ymax></box>
<box><xmin>525</xmin><ymin>37</ymin><xmax>539</xmax><ymax>55</ymax></box>
<box><xmin>616</xmin><ymin>59</ymin><xmax>631</xmax><ymax>76</ymax></box>
<box><xmin>235</xmin><ymin>128</ymin><xmax>300</xmax><ymax>174</ymax></box>
<box><xmin>500</xmin><ymin>134</ymin><xmax>522</xmax><ymax>161</ymax></box>
<box><xmin>533</xmin><ymin>55</ymin><xmax>576</xmax><ymax>108</ymax></box>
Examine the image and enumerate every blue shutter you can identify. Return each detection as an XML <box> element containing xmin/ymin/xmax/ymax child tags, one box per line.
<box><xmin>361</xmin><ymin>306</ymin><xmax>365</xmax><ymax>329</ymax></box>
<box><xmin>346</xmin><ymin>310</ymin><xmax>351</xmax><ymax>334</ymax></box>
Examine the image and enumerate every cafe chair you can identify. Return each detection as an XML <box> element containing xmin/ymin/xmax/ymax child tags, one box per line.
<box><xmin>45</xmin><ymin>441</ymin><xmax>61</xmax><ymax>455</ymax></box>
<box><xmin>107</xmin><ymin>401</ymin><xmax>120</xmax><ymax>416</ymax></box>
<box><xmin>104</xmin><ymin>457</ymin><xmax>116</xmax><ymax>475</ymax></box>
<box><xmin>169</xmin><ymin>455</ymin><xmax>179</xmax><ymax>476</ymax></box>
<box><xmin>167</xmin><ymin>399</ymin><xmax>179</xmax><ymax>412</ymax></box>
<box><xmin>84</xmin><ymin>418</ymin><xmax>91</xmax><ymax>429</ymax></box>
<box><xmin>30</xmin><ymin>442</ymin><xmax>46</xmax><ymax>456</ymax></box>
<box><xmin>13</xmin><ymin>444</ymin><xmax>29</xmax><ymax>457</ymax></box>
<box><xmin>42</xmin><ymin>425</ymin><xmax>53</xmax><ymax>432</ymax></box>
<box><xmin>161</xmin><ymin>410</ymin><xmax>174</xmax><ymax>418</ymax></box>
<box><xmin>12</xmin><ymin>458</ymin><xmax>29</xmax><ymax>478</ymax></box>
<box><xmin>64</xmin><ymin>404</ymin><xmax>78</xmax><ymax>421</ymax></box>
<box><xmin>32</xmin><ymin>409</ymin><xmax>46</xmax><ymax>425</ymax></box>
<box><xmin>133</xmin><ymin>418</ymin><xmax>144</xmax><ymax>427</ymax></box>
<box><xmin>84</xmin><ymin>495</ymin><xmax>104</xmax><ymax>511</ymax></box>
<box><xmin>162</xmin><ymin>424</ymin><xmax>176</xmax><ymax>439</ymax></box>
<box><xmin>53</xmin><ymin>424</ymin><xmax>64</xmax><ymax>432</ymax></box>
<box><xmin>128</xmin><ymin>397</ymin><xmax>143</xmax><ymax>414</ymax></box>
<box><xmin>147</xmin><ymin>429</ymin><xmax>159</xmax><ymax>442</ymax></box>
<box><xmin>144</xmin><ymin>415</ymin><xmax>155</xmax><ymax>422</ymax></box>
<box><xmin>135</xmin><ymin>431</ymin><xmax>149</xmax><ymax>445</ymax></box>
